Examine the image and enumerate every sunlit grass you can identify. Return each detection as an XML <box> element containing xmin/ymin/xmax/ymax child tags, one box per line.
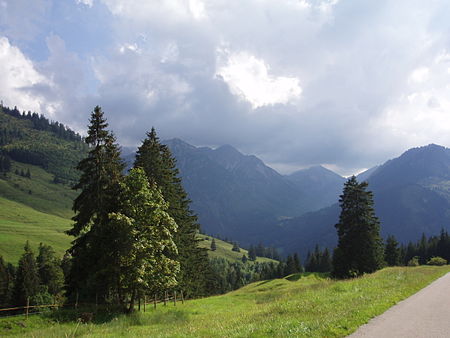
<box><xmin>2</xmin><ymin>266</ymin><xmax>449</xmax><ymax>337</ymax></box>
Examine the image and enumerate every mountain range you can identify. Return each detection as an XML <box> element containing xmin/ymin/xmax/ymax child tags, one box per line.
<box><xmin>274</xmin><ymin>144</ymin><xmax>450</xmax><ymax>255</ymax></box>
<box><xmin>2</xmin><ymin>104</ymin><xmax>450</xmax><ymax>257</ymax></box>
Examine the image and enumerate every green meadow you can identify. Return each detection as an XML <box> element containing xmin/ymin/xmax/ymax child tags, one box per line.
<box><xmin>1</xmin><ymin>266</ymin><xmax>449</xmax><ymax>337</ymax></box>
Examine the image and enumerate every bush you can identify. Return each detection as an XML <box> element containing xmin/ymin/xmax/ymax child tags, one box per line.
<box><xmin>427</xmin><ymin>256</ymin><xmax>447</xmax><ymax>266</ymax></box>
<box><xmin>407</xmin><ymin>256</ymin><xmax>420</xmax><ymax>267</ymax></box>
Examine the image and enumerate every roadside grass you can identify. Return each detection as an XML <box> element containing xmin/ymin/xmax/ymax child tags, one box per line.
<box><xmin>2</xmin><ymin>266</ymin><xmax>449</xmax><ymax>337</ymax></box>
<box><xmin>197</xmin><ymin>234</ymin><xmax>277</xmax><ymax>263</ymax></box>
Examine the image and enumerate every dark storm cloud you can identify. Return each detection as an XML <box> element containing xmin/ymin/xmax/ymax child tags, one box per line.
<box><xmin>3</xmin><ymin>0</ymin><xmax>450</xmax><ymax>175</ymax></box>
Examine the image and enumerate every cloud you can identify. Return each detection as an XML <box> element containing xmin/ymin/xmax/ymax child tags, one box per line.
<box><xmin>0</xmin><ymin>0</ymin><xmax>51</xmax><ymax>41</ymax></box>
<box><xmin>0</xmin><ymin>36</ymin><xmax>52</xmax><ymax>113</ymax></box>
<box><xmin>216</xmin><ymin>50</ymin><xmax>302</xmax><ymax>108</ymax></box>
<box><xmin>4</xmin><ymin>0</ymin><xmax>450</xmax><ymax>175</ymax></box>
<box><xmin>76</xmin><ymin>0</ymin><xmax>93</xmax><ymax>7</ymax></box>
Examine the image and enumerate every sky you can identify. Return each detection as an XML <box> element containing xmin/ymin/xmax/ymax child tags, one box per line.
<box><xmin>2</xmin><ymin>0</ymin><xmax>450</xmax><ymax>176</ymax></box>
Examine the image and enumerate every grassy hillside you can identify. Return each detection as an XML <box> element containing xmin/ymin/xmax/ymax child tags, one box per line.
<box><xmin>1</xmin><ymin>266</ymin><xmax>449</xmax><ymax>337</ymax></box>
<box><xmin>0</xmin><ymin>196</ymin><xmax>72</xmax><ymax>264</ymax></box>
<box><xmin>0</xmin><ymin>161</ymin><xmax>77</xmax><ymax>218</ymax></box>
<box><xmin>197</xmin><ymin>234</ymin><xmax>277</xmax><ymax>263</ymax></box>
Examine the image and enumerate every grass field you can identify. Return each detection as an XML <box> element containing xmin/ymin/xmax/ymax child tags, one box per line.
<box><xmin>0</xmin><ymin>196</ymin><xmax>72</xmax><ymax>264</ymax></box>
<box><xmin>1</xmin><ymin>266</ymin><xmax>449</xmax><ymax>337</ymax></box>
<box><xmin>0</xmin><ymin>161</ymin><xmax>77</xmax><ymax>219</ymax></box>
<box><xmin>197</xmin><ymin>234</ymin><xmax>277</xmax><ymax>263</ymax></box>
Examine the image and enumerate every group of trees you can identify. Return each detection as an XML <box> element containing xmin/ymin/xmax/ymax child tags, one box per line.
<box><xmin>1</xmin><ymin>105</ymin><xmax>82</xmax><ymax>142</ymax></box>
<box><xmin>384</xmin><ymin>231</ymin><xmax>450</xmax><ymax>266</ymax></box>
<box><xmin>0</xmin><ymin>242</ymin><xmax>65</xmax><ymax>309</ymax></box>
<box><xmin>305</xmin><ymin>245</ymin><xmax>332</xmax><ymax>273</ymax></box>
<box><xmin>65</xmin><ymin>106</ymin><xmax>210</xmax><ymax>312</ymax></box>
<box><xmin>247</xmin><ymin>244</ymin><xmax>281</xmax><ymax>261</ymax></box>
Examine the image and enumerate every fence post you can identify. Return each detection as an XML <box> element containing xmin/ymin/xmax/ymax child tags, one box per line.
<box><xmin>138</xmin><ymin>296</ymin><xmax>141</xmax><ymax>312</ymax></box>
<box><xmin>75</xmin><ymin>291</ymin><xmax>79</xmax><ymax>310</ymax></box>
<box><xmin>173</xmin><ymin>291</ymin><xmax>176</xmax><ymax>306</ymax></box>
<box><xmin>25</xmin><ymin>297</ymin><xmax>30</xmax><ymax>319</ymax></box>
<box><xmin>181</xmin><ymin>290</ymin><xmax>184</xmax><ymax>304</ymax></box>
<box><xmin>154</xmin><ymin>294</ymin><xmax>157</xmax><ymax>309</ymax></box>
<box><xmin>144</xmin><ymin>295</ymin><xmax>146</xmax><ymax>312</ymax></box>
<box><xmin>164</xmin><ymin>291</ymin><xmax>167</xmax><ymax>306</ymax></box>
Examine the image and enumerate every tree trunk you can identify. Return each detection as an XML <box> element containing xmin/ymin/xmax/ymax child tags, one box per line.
<box><xmin>127</xmin><ymin>288</ymin><xmax>136</xmax><ymax>313</ymax></box>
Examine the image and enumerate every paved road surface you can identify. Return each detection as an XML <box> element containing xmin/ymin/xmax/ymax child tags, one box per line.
<box><xmin>349</xmin><ymin>272</ymin><xmax>450</xmax><ymax>338</ymax></box>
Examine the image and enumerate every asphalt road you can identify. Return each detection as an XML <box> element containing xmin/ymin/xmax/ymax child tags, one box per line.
<box><xmin>349</xmin><ymin>272</ymin><xmax>450</xmax><ymax>338</ymax></box>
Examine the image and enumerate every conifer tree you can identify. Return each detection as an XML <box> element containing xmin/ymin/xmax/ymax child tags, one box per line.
<box><xmin>332</xmin><ymin>176</ymin><xmax>384</xmax><ymax>278</ymax></box>
<box><xmin>36</xmin><ymin>243</ymin><xmax>64</xmax><ymax>296</ymax></box>
<box><xmin>67</xmin><ymin>106</ymin><xmax>125</xmax><ymax>301</ymax></box>
<box><xmin>241</xmin><ymin>254</ymin><xmax>248</xmax><ymax>263</ymax></box>
<box><xmin>134</xmin><ymin>128</ymin><xmax>210</xmax><ymax>297</ymax></box>
<box><xmin>13</xmin><ymin>241</ymin><xmax>40</xmax><ymax>305</ymax></box>
<box><xmin>210</xmin><ymin>238</ymin><xmax>217</xmax><ymax>251</ymax></box>
<box><xmin>0</xmin><ymin>256</ymin><xmax>13</xmax><ymax>306</ymax></box>
<box><xmin>248</xmin><ymin>246</ymin><xmax>257</xmax><ymax>261</ymax></box>
<box><xmin>293</xmin><ymin>253</ymin><xmax>302</xmax><ymax>273</ymax></box>
<box><xmin>384</xmin><ymin>235</ymin><xmax>400</xmax><ymax>266</ymax></box>
<box><xmin>232</xmin><ymin>242</ymin><xmax>240</xmax><ymax>252</ymax></box>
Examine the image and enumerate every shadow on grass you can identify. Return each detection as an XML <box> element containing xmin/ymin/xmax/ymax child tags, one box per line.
<box><xmin>44</xmin><ymin>306</ymin><xmax>127</xmax><ymax>324</ymax></box>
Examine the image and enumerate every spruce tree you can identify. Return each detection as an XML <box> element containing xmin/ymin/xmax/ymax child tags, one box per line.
<box><xmin>210</xmin><ymin>238</ymin><xmax>217</xmax><ymax>251</ymax></box>
<box><xmin>248</xmin><ymin>246</ymin><xmax>257</xmax><ymax>261</ymax></box>
<box><xmin>13</xmin><ymin>241</ymin><xmax>40</xmax><ymax>305</ymax></box>
<box><xmin>385</xmin><ymin>235</ymin><xmax>400</xmax><ymax>266</ymax></box>
<box><xmin>0</xmin><ymin>256</ymin><xmax>13</xmax><ymax>306</ymax></box>
<box><xmin>332</xmin><ymin>176</ymin><xmax>384</xmax><ymax>278</ymax></box>
<box><xmin>67</xmin><ymin>106</ymin><xmax>125</xmax><ymax>302</ymax></box>
<box><xmin>36</xmin><ymin>243</ymin><xmax>64</xmax><ymax>296</ymax></box>
<box><xmin>134</xmin><ymin>128</ymin><xmax>210</xmax><ymax>297</ymax></box>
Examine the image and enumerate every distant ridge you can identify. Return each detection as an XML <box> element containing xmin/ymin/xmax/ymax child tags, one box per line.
<box><xmin>274</xmin><ymin>144</ymin><xmax>450</xmax><ymax>255</ymax></box>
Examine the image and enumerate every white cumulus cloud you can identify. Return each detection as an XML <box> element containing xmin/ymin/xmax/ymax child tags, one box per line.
<box><xmin>216</xmin><ymin>51</ymin><xmax>302</xmax><ymax>109</ymax></box>
<box><xmin>0</xmin><ymin>36</ymin><xmax>50</xmax><ymax>113</ymax></box>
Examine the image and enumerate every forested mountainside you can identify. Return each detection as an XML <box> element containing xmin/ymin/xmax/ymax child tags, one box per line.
<box><xmin>274</xmin><ymin>144</ymin><xmax>450</xmax><ymax>255</ymax></box>
<box><xmin>123</xmin><ymin>138</ymin><xmax>346</xmax><ymax>245</ymax></box>
<box><xmin>0</xmin><ymin>105</ymin><xmax>87</xmax><ymax>185</ymax></box>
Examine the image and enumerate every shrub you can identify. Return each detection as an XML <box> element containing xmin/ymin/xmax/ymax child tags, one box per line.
<box><xmin>407</xmin><ymin>256</ymin><xmax>420</xmax><ymax>267</ymax></box>
<box><xmin>427</xmin><ymin>256</ymin><xmax>447</xmax><ymax>266</ymax></box>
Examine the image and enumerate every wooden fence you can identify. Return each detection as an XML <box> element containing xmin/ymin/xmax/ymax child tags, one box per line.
<box><xmin>0</xmin><ymin>291</ymin><xmax>185</xmax><ymax>319</ymax></box>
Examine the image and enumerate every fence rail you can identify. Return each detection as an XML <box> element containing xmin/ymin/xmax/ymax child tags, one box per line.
<box><xmin>0</xmin><ymin>290</ymin><xmax>185</xmax><ymax>319</ymax></box>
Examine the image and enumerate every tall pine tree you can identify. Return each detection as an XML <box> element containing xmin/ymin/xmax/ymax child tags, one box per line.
<box><xmin>13</xmin><ymin>241</ymin><xmax>40</xmax><ymax>305</ymax></box>
<box><xmin>134</xmin><ymin>128</ymin><xmax>210</xmax><ymax>297</ymax></box>
<box><xmin>67</xmin><ymin>106</ymin><xmax>125</xmax><ymax>302</ymax></box>
<box><xmin>332</xmin><ymin>176</ymin><xmax>384</xmax><ymax>278</ymax></box>
<box><xmin>384</xmin><ymin>235</ymin><xmax>400</xmax><ymax>266</ymax></box>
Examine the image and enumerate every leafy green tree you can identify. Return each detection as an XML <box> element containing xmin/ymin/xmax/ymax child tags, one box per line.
<box><xmin>109</xmin><ymin>168</ymin><xmax>179</xmax><ymax>312</ymax></box>
<box><xmin>67</xmin><ymin>106</ymin><xmax>125</xmax><ymax>302</ymax></box>
<box><xmin>332</xmin><ymin>176</ymin><xmax>384</xmax><ymax>278</ymax></box>
<box><xmin>385</xmin><ymin>235</ymin><xmax>400</xmax><ymax>266</ymax></box>
<box><xmin>36</xmin><ymin>243</ymin><xmax>64</xmax><ymax>296</ymax></box>
<box><xmin>13</xmin><ymin>241</ymin><xmax>40</xmax><ymax>305</ymax></box>
<box><xmin>134</xmin><ymin>128</ymin><xmax>210</xmax><ymax>297</ymax></box>
<box><xmin>210</xmin><ymin>238</ymin><xmax>217</xmax><ymax>251</ymax></box>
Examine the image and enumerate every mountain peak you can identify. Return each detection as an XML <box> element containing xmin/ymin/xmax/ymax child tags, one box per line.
<box><xmin>164</xmin><ymin>138</ymin><xmax>197</xmax><ymax>151</ymax></box>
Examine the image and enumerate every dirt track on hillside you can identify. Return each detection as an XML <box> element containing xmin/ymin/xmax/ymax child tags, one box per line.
<box><xmin>349</xmin><ymin>272</ymin><xmax>450</xmax><ymax>338</ymax></box>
